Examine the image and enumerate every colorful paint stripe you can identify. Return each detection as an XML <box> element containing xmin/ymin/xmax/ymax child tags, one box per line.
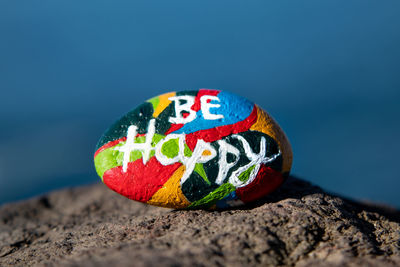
<box><xmin>149</xmin><ymin>91</ymin><xmax>176</xmax><ymax>118</ymax></box>
<box><xmin>103</xmin><ymin>157</ymin><xmax>182</xmax><ymax>202</ymax></box>
<box><xmin>250</xmin><ymin>105</ymin><xmax>293</xmax><ymax>174</ymax></box>
<box><xmin>184</xmin><ymin>105</ymin><xmax>258</xmax><ymax>150</ymax></box>
<box><xmin>147</xmin><ymin>165</ymin><xmax>191</xmax><ymax>208</ymax></box>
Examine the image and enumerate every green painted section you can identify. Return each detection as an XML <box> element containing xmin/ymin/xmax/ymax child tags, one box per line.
<box><xmin>184</xmin><ymin>145</ymin><xmax>192</xmax><ymax>157</ymax></box>
<box><xmin>238</xmin><ymin>164</ymin><xmax>256</xmax><ymax>182</ymax></box>
<box><xmin>155</xmin><ymin>136</ymin><xmax>209</xmax><ymax>185</ymax></box>
<box><xmin>161</xmin><ymin>138</ymin><xmax>179</xmax><ymax>159</ymax></box>
<box><xmin>147</xmin><ymin>96</ymin><xmax>159</xmax><ymax>111</ymax></box>
<box><xmin>188</xmin><ymin>183</ymin><xmax>235</xmax><ymax>208</ymax></box>
<box><xmin>94</xmin><ymin>143</ymin><xmax>123</xmax><ymax>181</ymax></box>
<box><xmin>95</xmin><ymin>131</ymin><xmax>212</xmax><ymax>186</ymax></box>
<box><xmin>94</xmin><ymin>133</ymin><xmax>164</xmax><ymax>179</ymax></box>
<box><xmin>194</xmin><ymin>163</ymin><xmax>210</xmax><ymax>185</ymax></box>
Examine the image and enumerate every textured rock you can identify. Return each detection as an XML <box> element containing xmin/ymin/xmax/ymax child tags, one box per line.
<box><xmin>94</xmin><ymin>89</ymin><xmax>292</xmax><ymax>209</ymax></box>
<box><xmin>1</xmin><ymin>177</ymin><xmax>399</xmax><ymax>267</ymax></box>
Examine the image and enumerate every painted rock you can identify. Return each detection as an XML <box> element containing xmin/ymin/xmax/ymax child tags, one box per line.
<box><xmin>94</xmin><ymin>89</ymin><xmax>292</xmax><ymax>209</ymax></box>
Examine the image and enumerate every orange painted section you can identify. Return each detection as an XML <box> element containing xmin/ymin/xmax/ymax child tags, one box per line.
<box><xmin>153</xmin><ymin>92</ymin><xmax>176</xmax><ymax>118</ymax></box>
<box><xmin>147</xmin><ymin>165</ymin><xmax>191</xmax><ymax>208</ymax></box>
<box><xmin>250</xmin><ymin>105</ymin><xmax>293</xmax><ymax>173</ymax></box>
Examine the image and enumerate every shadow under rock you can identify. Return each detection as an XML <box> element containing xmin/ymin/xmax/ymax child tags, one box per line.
<box><xmin>237</xmin><ymin>176</ymin><xmax>324</xmax><ymax>209</ymax></box>
<box><xmin>236</xmin><ymin>176</ymin><xmax>400</xmax><ymax>223</ymax></box>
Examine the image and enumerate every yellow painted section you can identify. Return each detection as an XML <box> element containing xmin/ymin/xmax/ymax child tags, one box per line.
<box><xmin>153</xmin><ymin>92</ymin><xmax>176</xmax><ymax>118</ymax></box>
<box><xmin>147</xmin><ymin>165</ymin><xmax>191</xmax><ymax>208</ymax></box>
<box><xmin>202</xmin><ymin>150</ymin><xmax>212</xmax><ymax>156</ymax></box>
<box><xmin>250</xmin><ymin>105</ymin><xmax>293</xmax><ymax>173</ymax></box>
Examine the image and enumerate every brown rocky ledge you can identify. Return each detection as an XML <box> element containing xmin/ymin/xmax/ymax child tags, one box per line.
<box><xmin>1</xmin><ymin>177</ymin><xmax>399</xmax><ymax>267</ymax></box>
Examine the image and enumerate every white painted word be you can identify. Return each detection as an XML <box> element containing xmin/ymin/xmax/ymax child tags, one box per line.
<box><xmin>168</xmin><ymin>95</ymin><xmax>224</xmax><ymax>124</ymax></box>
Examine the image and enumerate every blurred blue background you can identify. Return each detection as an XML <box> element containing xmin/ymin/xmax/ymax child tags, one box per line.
<box><xmin>0</xmin><ymin>1</ymin><xmax>399</xmax><ymax>207</ymax></box>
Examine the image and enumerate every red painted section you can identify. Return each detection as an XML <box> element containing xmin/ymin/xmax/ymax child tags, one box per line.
<box><xmin>94</xmin><ymin>133</ymin><xmax>148</xmax><ymax>158</ymax></box>
<box><xmin>103</xmin><ymin>157</ymin><xmax>182</xmax><ymax>203</ymax></box>
<box><xmin>236</xmin><ymin>165</ymin><xmax>284</xmax><ymax>203</ymax></box>
<box><xmin>165</xmin><ymin>123</ymin><xmax>184</xmax><ymax>135</ymax></box>
<box><xmin>191</xmin><ymin>89</ymin><xmax>220</xmax><ymax>112</ymax></box>
<box><xmin>94</xmin><ymin>137</ymin><xmax>126</xmax><ymax>158</ymax></box>
<box><xmin>185</xmin><ymin>105</ymin><xmax>258</xmax><ymax>150</ymax></box>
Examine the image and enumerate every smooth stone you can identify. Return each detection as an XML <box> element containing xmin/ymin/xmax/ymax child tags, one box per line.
<box><xmin>94</xmin><ymin>89</ymin><xmax>292</xmax><ymax>209</ymax></box>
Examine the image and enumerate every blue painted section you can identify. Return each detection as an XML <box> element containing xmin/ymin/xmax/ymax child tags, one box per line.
<box><xmin>216</xmin><ymin>191</ymin><xmax>239</xmax><ymax>209</ymax></box>
<box><xmin>171</xmin><ymin>91</ymin><xmax>254</xmax><ymax>134</ymax></box>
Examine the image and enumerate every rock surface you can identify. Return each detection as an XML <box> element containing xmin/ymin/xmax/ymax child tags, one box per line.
<box><xmin>1</xmin><ymin>177</ymin><xmax>399</xmax><ymax>267</ymax></box>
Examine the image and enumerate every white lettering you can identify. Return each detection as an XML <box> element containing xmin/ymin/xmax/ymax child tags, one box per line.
<box><xmin>115</xmin><ymin>119</ymin><xmax>156</xmax><ymax>172</ymax></box>
<box><xmin>228</xmin><ymin>135</ymin><xmax>281</xmax><ymax>187</ymax></box>
<box><xmin>179</xmin><ymin>139</ymin><xmax>217</xmax><ymax>185</ymax></box>
<box><xmin>155</xmin><ymin>134</ymin><xmax>217</xmax><ymax>185</ymax></box>
<box><xmin>215</xmin><ymin>140</ymin><xmax>240</xmax><ymax>185</ymax></box>
<box><xmin>116</xmin><ymin>100</ymin><xmax>281</xmax><ymax>187</ymax></box>
<box><xmin>168</xmin><ymin>94</ymin><xmax>224</xmax><ymax>124</ymax></box>
<box><xmin>154</xmin><ymin>134</ymin><xmax>183</xmax><ymax>166</ymax></box>
<box><xmin>200</xmin><ymin>95</ymin><xmax>224</xmax><ymax>120</ymax></box>
<box><xmin>168</xmin><ymin>96</ymin><xmax>196</xmax><ymax>124</ymax></box>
